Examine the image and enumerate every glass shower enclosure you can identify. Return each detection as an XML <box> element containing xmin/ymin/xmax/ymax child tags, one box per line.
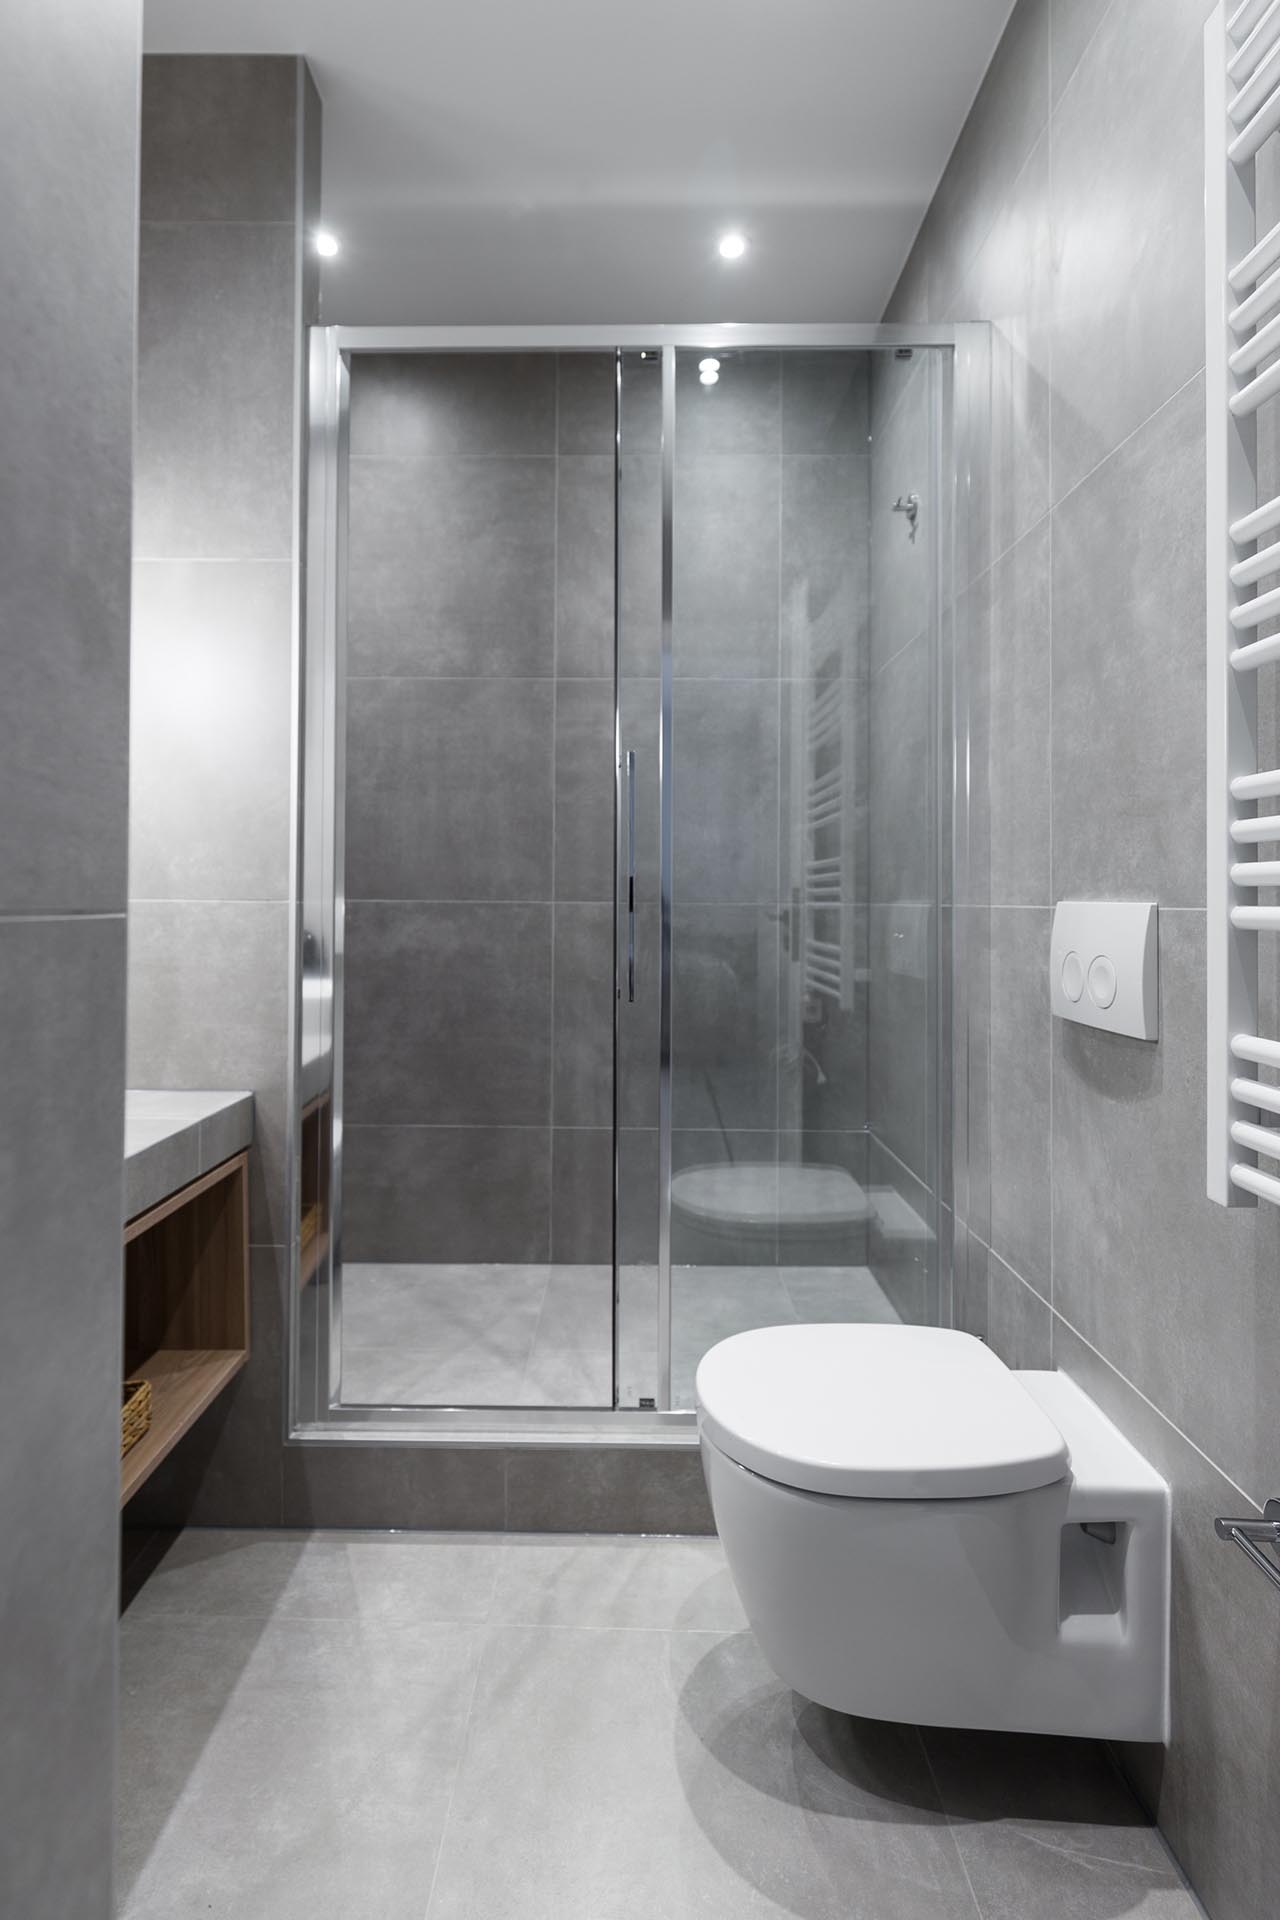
<box><xmin>291</xmin><ymin>325</ymin><xmax>953</xmax><ymax>1437</ymax></box>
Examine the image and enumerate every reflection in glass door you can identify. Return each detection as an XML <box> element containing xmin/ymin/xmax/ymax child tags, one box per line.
<box><xmin>293</xmin><ymin>329</ymin><xmax>948</xmax><ymax>1432</ymax></box>
<box><xmin>660</xmin><ymin>345</ymin><xmax>942</xmax><ymax>1409</ymax></box>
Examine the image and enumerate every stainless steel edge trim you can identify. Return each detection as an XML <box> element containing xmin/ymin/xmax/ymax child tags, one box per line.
<box><xmin>612</xmin><ymin>346</ymin><xmax>623</xmax><ymax>1411</ymax></box>
<box><xmin>328</xmin><ymin>342</ymin><xmax>351</xmax><ymax>1409</ymax></box>
<box><xmin>292</xmin><ymin>1404</ymin><xmax>698</xmax><ymax>1443</ymax></box>
<box><xmin>657</xmin><ymin>344</ymin><xmax>676</xmax><ymax>1411</ymax></box>
<box><xmin>332</xmin><ymin>323</ymin><xmax>962</xmax><ymax>353</ymax></box>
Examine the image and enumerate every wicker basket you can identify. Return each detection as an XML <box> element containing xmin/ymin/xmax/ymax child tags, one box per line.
<box><xmin>122</xmin><ymin>1378</ymin><xmax>152</xmax><ymax>1457</ymax></box>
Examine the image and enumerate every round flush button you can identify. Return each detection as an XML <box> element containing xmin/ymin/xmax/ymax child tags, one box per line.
<box><xmin>1088</xmin><ymin>954</ymin><xmax>1118</xmax><ymax>1009</ymax></box>
<box><xmin>1061</xmin><ymin>950</ymin><xmax>1085</xmax><ymax>1002</ymax></box>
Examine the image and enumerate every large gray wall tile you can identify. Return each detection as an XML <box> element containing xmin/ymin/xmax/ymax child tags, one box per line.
<box><xmin>1048</xmin><ymin>0</ymin><xmax>1208</xmax><ymax>499</ymax></box>
<box><xmin>1048</xmin><ymin>0</ymin><xmax>1110</xmax><ymax>107</ymax></box>
<box><xmin>675</xmin><ymin>351</ymin><xmax>779</xmax><ymax>455</ymax></box>
<box><xmin>927</xmin><ymin>0</ymin><xmax>1050</xmax><ymax>315</ymax></box>
<box><xmin>552</xmin><ymin>905</ymin><xmax>613</xmax><ymax>1128</ymax></box>
<box><xmin>553</xmin><ymin>678</ymin><xmax>614</xmax><ymax>902</ymax></box>
<box><xmin>343</xmin><ymin>901</ymin><xmax>552</xmax><ymax>1126</ymax></box>
<box><xmin>868</xmin><ymin>905</ymin><xmax>931</xmax><ymax>1183</ymax></box>
<box><xmin>556</xmin><ymin>455</ymin><xmax>614</xmax><ymax>678</ymax></box>
<box><xmin>985</xmin><ymin>518</ymin><xmax>1051</xmax><ymax>906</ymax></box>
<box><xmin>127</xmin><ymin>900</ymin><xmax>291</xmax><ymax>1248</ymax></box>
<box><xmin>1051</xmin><ymin>377</ymin><xmax>1204</xmax><ymax>906</ymax></box>
<box><xmin>988</xmin><ymin>907</ymin><xmax>1051</xmax><ymax>1296</ymax></box>
<box><xmin>349</xmin><ymin>352</ymin><xmax>556</xmax><ymax>457</ymax></box>
<box><xmin>130</xmin><ymin>560</ymin><xmax>294</xmax><ymax>902</ymax></box>
<box><xmin>282</xmin><ymin>1443</ymin><xmax>507</xmax><ymax>1529</ymax></box>
<box><xmin>0</xmin><ymin>4</ymin><xmax>136</xmax><ymax>916</ymax></box>
<box><xmin>673</xmin><ymin>679</ymin><xmax>780</xmax><ymax>905</ymax></box>
<box><xmin>343</xmin><ymin>1125</ymin><xmax>552</xmax><ymax>1264</ymax></box>
<box><xmin>0</xmin><ymin>917</ymin><xmax>128</xmax><ymax>1920</ymax></box>
<box><xmin>673</xmin><ymin>458</ymin><xmax>780</xmax><ymax>677</ymax></box>
<box><xmin>671</xmin><ymin>908</ymin><xmax>781</xmax><ymax>1131</ymax></box>
<box><xmin>557</xmin><ymin>353</ymin><xmax>615</xmax><ymax>454</ymax></box>
<box><xmin>781</xmin><ymin>352</ymin><xmax>869</xmax><ymax>455</ymax></box>
<box><xmin>344</xmin><ymin>677</ymin><xmax>554</xmax><ymax>901</ymax></box>
<box><xmin>347</xmin><ymin>454</ymin><xmax>556</xmax><ymax>677</ymax></box>
<box><xmin>550</xmin><ymin>1128</ymin><xmax>613</xmax><ymax>1264</ymax></box>
<box><xmin>134</xmin><ymin>222</ymin><xmax>297</xmax><ymax>560</ymax></box>
<box><xmin>781</xmin><ymin>455</ymin><xmax>870</xmax><ymax>681</ymax></box>
<box><xmin>1053</xmin><ymin>911</ymin><xmax>1280</xmax><ymax>1500</ymax></box>
<box><xmin>141</xmin><ymin>55</ymin><xmax>299</xmax><ymax>222</ymax></box>
<box><xmin>869</xmin><ymin>358</ymin><xmax>932</xmax><ymax>672</ymax></box>
<box><xmin>504</xmin><ymin>1447</ymin><xmax>713</xmax><ymax>1532</ymax></box>
<box><xmin>959</xmin><ymin>131</ymin><xmax>1052</xmax><ymax>568</ymax></box>
<box><xmin>869</xmin><ymin>629</ymin><xmax>932</xmax><ymax>905</ymax></box>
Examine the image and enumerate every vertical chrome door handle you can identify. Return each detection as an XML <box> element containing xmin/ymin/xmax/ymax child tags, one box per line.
<box><xmin>626</xmin><ymin>750</ymin><xmax>636</xmax><ymax>1003</ymax></box>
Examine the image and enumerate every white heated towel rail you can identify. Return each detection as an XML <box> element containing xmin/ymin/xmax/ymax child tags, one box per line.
<box><xmin>1206</xmin><ymin>0</ymin><xmax>1280</xmax><ymax>1205</ymax></box>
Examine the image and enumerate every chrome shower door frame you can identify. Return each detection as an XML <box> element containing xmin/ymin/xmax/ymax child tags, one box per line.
<box><xmin>291</xmin><ymin>321</ymin><xmax>964</xmax><ymax>1445</ymax></box>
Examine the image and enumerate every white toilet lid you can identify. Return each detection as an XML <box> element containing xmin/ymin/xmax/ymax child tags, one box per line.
<box><xmin>695</xmin><ymin>1325</ymin><xmax>1070</xmax><ymax>1499</ymax></box>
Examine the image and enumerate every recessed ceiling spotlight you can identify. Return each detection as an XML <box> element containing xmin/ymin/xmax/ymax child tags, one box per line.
<box><xmin>698</xmin><ymin>357</ymin><xmax>721</xmax><ymax>374</ymax></box>
<box><xmin>717</xmin><ymin>230</ymin><xmax>747</xmax><ymax>261</ymax></box>
<box><xmin>315</xmin><ymin>230</ymin><xmax>340</xmax><ymax>259</ymax></box>
<box><xmin>699</xmin><ymin>369</ymin><xmax>719</xmax><ymax>387</ymax></box>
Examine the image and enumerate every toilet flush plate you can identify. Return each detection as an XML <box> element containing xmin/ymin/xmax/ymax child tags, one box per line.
<box><xmin>1050</xmin><ymin>900</ymin><xmax>1158</xmax><ymax>1041</ymax></box>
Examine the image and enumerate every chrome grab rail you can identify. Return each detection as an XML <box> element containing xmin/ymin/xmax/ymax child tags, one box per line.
<box><xmin>1215</xmin><ymin>1497</ymin><xmax>1280</xmax><ymax>1591</ymax></box>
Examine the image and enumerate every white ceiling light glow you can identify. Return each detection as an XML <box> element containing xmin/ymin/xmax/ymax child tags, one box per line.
<box><xmin>717</xmin><ymin>231</ymin><xmax>747</xmax><ymax>261</ymax></box>
<box><xmin>315</xmin><ymin>230</ymin><xmax>340</xmax><ymax>258</ymax></box>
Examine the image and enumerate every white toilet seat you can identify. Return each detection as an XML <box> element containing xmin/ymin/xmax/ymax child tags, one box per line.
<box><xmin>695</xmin><ymin>1324</ymin><xmax>1070</xmax><ymax>1499</ymax></box>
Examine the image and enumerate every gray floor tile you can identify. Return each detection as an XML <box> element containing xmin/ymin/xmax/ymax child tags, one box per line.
<box><xmin>118</xmin><ymin>1604</ymin><xmax>482</xmax><ymax>1920</ymax></box>
<box><xmin>922</xmin><ymin>1728</ymin><xmax>1200</xmax><ymax>1920</ymax></box>
<box><xmin>117</xmin><ymin>1532</ymin><xmax>1196</xmax><ymax>1920</ymax></box>
<box><xmin>491</xmin><ymin>1535</ymin><xmax>746</xmax><ymax>1632</ymax></box>
<box><xmin>123</xmin><ymin>1528</ymin><xmax>503</xmax><ymax>1627</ymax></box>
<box><xmin>779</xmin><ymin>1263</ymin><xmax>902</xmax><ymax>1322</ymax></box>
<box><xmin>426</xmin><ymin>1624</ymin><xmax>979</xmax><ymax>1919</ymax></box>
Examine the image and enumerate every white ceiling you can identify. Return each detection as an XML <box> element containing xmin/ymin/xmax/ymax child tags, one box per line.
<box><xmin>143</xmin><ymin>0</ymin><xmax>1015</xmax><ymax>325</ymax></box>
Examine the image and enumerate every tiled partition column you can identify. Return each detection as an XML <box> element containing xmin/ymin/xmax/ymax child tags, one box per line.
<box><xmin>0</xmin><ymin>3</ymin><xmax>139</xmax><ymax>1915</ymax></box>
<box><xmin>886</xmin><ymin>4</ymin><xmax>1280</xmax><ymax>1916</ymax></box>
<box><xmin>126</xmin><ymin>55</ymin><xmax>320</xmax><ymax>1523</ymax></box>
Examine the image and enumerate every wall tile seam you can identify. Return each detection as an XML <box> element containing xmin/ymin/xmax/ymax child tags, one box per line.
<box><xmin>0</xmin><ymin>909</ymin><xmax>128</xmax><ymax>924</ymax></box>
<box><xmin>1051</xmin><ymin>1301</ymin><xmax>1263</xmax><ymax>1513</ymax></box>
<box><xmin>138</xmin><ymin>219</ymin><xmax>298</xmax><ymax>231</ymax></box>
<box><xmin>929</xmin><ymin>74</ymin><xmax>1052</xmax><ymax>327</ymax></box>
<box><xmin>864</xmin><ymin>1124</ymin><xmax>934</xmax><ymax>1197</ymax></box>
<box><xmin>1048</xmin><ymin>0</ymin><xmax>1117</xmax><ymax>121</ymax></box>
<box><xmin>871</xmin><ymin>621</ymin><xmax>931</xmax><ymax>683</ymax></box>
<box><xmin>1048</xmin><ymin>365</ymin><xmax>1206</xmax><ymax>518</ymax></box>
<box><xmin>962</xmin><ymin>1229</ymin><xmax>1267</xmax><ymax>1507</ymax></box>
<box><xmin>128</xmin><ymin>897</ymin><xmax>291</xmax><ymax>907</ymax></box>
<box><xmin>965</xmin><ymin>502</ymin><xmax>1053</xmax><ymax>600</ymax></box>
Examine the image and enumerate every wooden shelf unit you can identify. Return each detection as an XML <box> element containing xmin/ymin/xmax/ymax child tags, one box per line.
<box><xmin>298</xmin><ymin>1090</ymin><xmax>331</xmax><ymax>1290</ymax></box>
<box><xmin>121</xmin><ymin>1151</ymin><xmax>250</xmax><ymax>1506</ymax></box>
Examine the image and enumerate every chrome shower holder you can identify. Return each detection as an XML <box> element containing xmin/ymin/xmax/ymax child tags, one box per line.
<box><xmin>893</xmin><ymin>492</ymin><xmax>920</xmax><ymax>541</ymax></box>
<box><xmin>1214</xmin><ymin>1498</ymin><xmax>1280</xmax><ymax>1593</ymax></box>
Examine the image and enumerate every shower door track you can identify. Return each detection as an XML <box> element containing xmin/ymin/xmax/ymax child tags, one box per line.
<box><xmin>294</xmin><ymin>321</ymin><xmax>964</xmax><ymax>1447</ymax></box>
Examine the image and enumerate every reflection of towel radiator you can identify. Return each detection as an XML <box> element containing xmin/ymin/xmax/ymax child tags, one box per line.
<box><xmin>1205</xmin><ymin>0</ymin><xmax>1280</xmax><ymax>1206</ymax></box>
<box><xmin>802</xmin><ymin>676</ymin><xmax>854</xmax><ymax>1010</ymax></box>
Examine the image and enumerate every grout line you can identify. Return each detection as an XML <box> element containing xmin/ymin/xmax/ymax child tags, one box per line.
<box><xmin>1050</xmin><ymin>366</ymin><xmax>1205</xmax><ymax>518</ymax></box>
<box><xmin>0</xmin><ymin>909</ymin><xmax>126</xmax><ymax>924</ymax></box>
<box><xmin>1050</xmin><ymin>1306</ymin><xmax>1263</xmax><ymax>1513</ymax></box>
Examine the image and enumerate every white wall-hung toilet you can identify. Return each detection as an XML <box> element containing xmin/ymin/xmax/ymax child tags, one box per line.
<box><xmin>696</xmin><ymin>1325</ymin><xmax>1170</xmax><ymax>1742</ymax></box>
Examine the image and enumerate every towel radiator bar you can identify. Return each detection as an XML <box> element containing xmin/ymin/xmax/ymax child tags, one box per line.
<box><xmin>1205</xmin><ymin>0</ymin><xmax>1280</xmax><ymax>1204</ymax></box>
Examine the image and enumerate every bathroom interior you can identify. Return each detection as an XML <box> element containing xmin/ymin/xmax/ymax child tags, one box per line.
<box><xmin>5</xmin><ymin>0</ymin><xmax>1280</xmax><ymax>1916</ymax></box>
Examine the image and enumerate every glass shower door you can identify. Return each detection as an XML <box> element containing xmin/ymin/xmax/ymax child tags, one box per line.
<box><xmin>662</xmin><ymin>345</ymin><xmax>941</xmax><ymax>1409</ymax></box>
